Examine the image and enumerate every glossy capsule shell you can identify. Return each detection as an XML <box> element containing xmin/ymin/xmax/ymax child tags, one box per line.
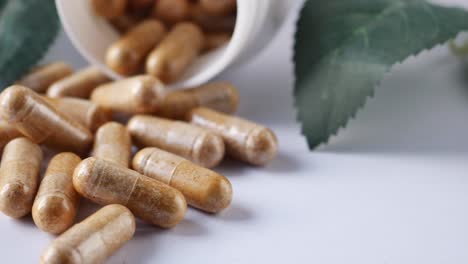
<box><xmin>203</xmin><ymin>32</ymin><xmax>231</xmax><ymax>52</ymax></box>
<box><xmin>188</xmin><ymin>107</ymin><xmax>278</xmax><ymax>166</ymax></box>
<box><xmin>199</xmin><ymin>0</ymin><xmax>237</xmax><ymax>16</ymax></box>
<box><xmin>106</xmin><ymin>20</ymin><xmax>167</xmax><ymax>76</ymax></box>
<box><xmin>0</xmin><ymin>138</ymin><xmax>42</xmax><ymax>218</ymax></box>
<box><xmin>43</xmin><ymin>97</ymin><xmax>112</xmax><ymax>132</ymax></box>
<box><xmin>146</xmin><ymin>22</ymin><xmax>204</xmax><ymax>83</ymax></box>
<box><xmin>16</xmin><ymin>62</ymin><xmax>73</xmax><ymax>93</ymax></box>
<box><xmin>128</xmin><ymin>115</ymin><xmax>225</xmax><ymax>168</ymax></box>
<box><xmin>153</xmin><ymin>0</ymin><xmax>191</xmax><ymax>24</ymax></box>
<box><xmin>0</xmin><ymin>120</ymin><xmax>22</xmax><ymax>151</ymax></box>
<box><xmin>91</xmin><ymin>0</ymin><xmax>127</xmax><ymax>19</ymax></box>
<box><xmin>91</xmin><ymin>75</ymin><xmax>165</xmax><ymax>114</ymax></box>
<box><xmin>40</xmin><ymin>204</ymin><xmax>135</xmax><ymax>264</ymax></box>
<box><xmin>32</xmin><ymin>153</ymin><xmax>81</xmax><ymax>234</ymax></box>
<box><xmin>156</xmin><ymin>81</ymin><xmax>239</xmax><ymax>119</ymax></box>
<box><xmin>93</xmin><ymin>122</ymin><xmax>132</xmax><ymax>167</ymax></box>
<box><xmin>47</xmin><ymin>66</ymin><xmax>111</xmax><ymax>98</ymax></box>
<box><xmin>0</xmin><ymin>86</ymin><xmax>93</xmax><ymax>153</ymax></box>
<box><xmin>73</xmin><ymin>158</ymin><xmax>187</xmax><ymax>228</ymax></box>
<box><xmin>134</xmin><ymin>147</ymin><xmax>232</xmax><ymax>213</ymax></box>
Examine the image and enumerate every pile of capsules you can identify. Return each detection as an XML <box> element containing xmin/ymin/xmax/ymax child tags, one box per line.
<box><xmin>93</xmin><ymin>0</ymin><xmax>236</xmax><ymax>83</ymax></box>
<box><xmin>0</xmin><ymin>56</ymin><xmax>277</xmax><ymax>263</ymax></box>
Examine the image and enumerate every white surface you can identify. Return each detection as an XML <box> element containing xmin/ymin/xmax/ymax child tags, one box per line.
<box><xmin>56</xmin><ymin>0</ymin><xmax>296</xmax><ymax>88</ymax></box>
<box><xmin>2</xmin><ymin>0</ymin><xmax>468</xmax><ymax>263</ymax></box>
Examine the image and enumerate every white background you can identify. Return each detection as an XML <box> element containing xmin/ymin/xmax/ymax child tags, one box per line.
<box><xmin>2</xmin><ymin>0</ymin><xmax>468</xmax><ymax>263</ymax></box>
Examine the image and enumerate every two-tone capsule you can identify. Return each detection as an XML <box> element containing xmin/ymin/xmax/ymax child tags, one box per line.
<box><xmin>128</xmin><ymin>115</ymin><xmax>225</xmax><ymax>168</ymax></box>
<box><xmin>156</xmin><ymin>81</ymin><xmax>239</xmax><ymax>119</ymax></box>
<box><xmin>73</xmin><ymin>158</ymin><xmax>187</xmax><ymax>228</ymax></box>
<box><xmin>43</xmin><ymin>97</ymin><xmax>112</xmax><ymax>132</ymax></box>
<box><xmin>93</xmin><ymin>122</ymin><xmax>132</xmax><ymax>167</ymax></box>
<box><xmin>106</xmin><ymin>20</ymin><xmax>167</xmax><ymax>76</ymax></box>
<box><xmin>146</xmin><ymin>22</ymin><xmax>204</xmax><ymax>83</ymax></box>
<box><xmin>0</xmin><ymin>138</ymin><xmax>42</xmax><ymax>218</ymax></box>
<box><xmin>32</xmin><ymin>153</ymin><xmax>81</xmax><ymax>234</ymax></box>
<box><xmin>134</xmin><ymin>147</ymin><xmax>232</xmax><ymax>213</ymax></box>
<box><xmin>0</xmin><ymin>86</ymin><xmax>93</xmax><ymax>153</ymax></box>
<box><xmin>47</xmin><ymin>66</ymin><xmax>111</xmax><ymax>98</ymax></box>
<box><xmin>17</xmin><ymin>62</ymin><xmax>73</xmax><ymax>93</ymax></box>
<box><xmin>188</xmin><ymin>107</ymin><xmax>278</xmax><ymax>166</ymax></box>
<box><xmin>40</xmin><ymin>204</ymin><xmax>135</xmax><ymax>264</ymax></box>
<box><xmin>91</xmin><ymin>75</ymin><xmax>165</xmax><ymax>114</ymax></box>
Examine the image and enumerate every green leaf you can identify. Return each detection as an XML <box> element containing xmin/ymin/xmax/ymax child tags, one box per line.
<box><xmin>294</xmin><ymin>0</ymin><xmax>468</xmax><ymax>149</ymax></box>
<box><xmin>0</xmin><ymin>0</ymin><xmax>60</xmax><ymax>90</ymax></box>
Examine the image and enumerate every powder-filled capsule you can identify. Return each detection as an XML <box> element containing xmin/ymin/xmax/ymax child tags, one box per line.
<box><xmin>134</xmin><ymin>147</ymin><xmax>232</xmax><ymax>213</ymax></box>
<box><xmin>17</xmin><ymin>62</ymin><xmax>73</xmax><ymax>93</ymax></box>
<box><xmin>128</xmin><ymin>115</ymin><xmax>225</xmax><ymax>168</ymax></box>
<box><xmin>111</xmin><ymin>14</ymin><xmax>143</xmax><ymax>33</ymax></box>
<box><xmin>32</xmin><ymin>153</ymin><xmax>81</xmax><ymax>234</ymax></box>
<box><xmin>0</xmin><ymin>86</ymin><xmax>93</xmax><ymax>154</ymax></box>
<box><xmin>106</xmin><ymin>20</ymin><xmax>167</xmax><ymax>76</ymax></box>
<box><xmin>191</xmin><ymin>5</ymin><xmax>236</xmax><ymax>33</ymax></box>
<box><xmin>93</xmin><ymin>122</ymin><xmax>132</xmax><ymax>167</ymax></box>
<box><xmin>0</xmin><ymin>120</ymin><xmax>22</xmax><ymax>151</ymax></box>
<box><xmin>156</xmin><ymin>81</ymin><xmax>239</xmax><ymax>119</ymax></box>
<box><xmin>0</xmin><ymin>137</ymin><xmax>42</xmax><ymax>218</ymax></box>
<box><xmin>129</xmin><ymin>0</ymin><xmax>154</xmax><ymax>11</ymax></box>
<box><xmin>73</xmin><ymin>158</ymin><xmax>187</xmax><ymax>228</ymax></box>
<box><xmin>153</xmin><ymin>0</ymin><xmax>191</xmax><ymax>25</ymax></box>
<box><xmin>40</xmin><ymin>204</ymin><xmax>135</xmax><ymax>264</ymax></box>
<box><xmin>204</xmin><ymin>32</ymin><xmax>232</xmax><ymax>52</ymax></box>
<box><xmin>91</xmin><ymin>0</ymin><xmax>127</xmax><ymax>19</ymax></box>
<box><xmin>200</xmin><ymin>0</ymin><xmax>237</xmax><ymax>16</ymax></box>
<box><xmin>43</xmin><ymin>97</ymin><xmax>111</xmax><ymax>132</ymax></box>
<box><xmin>47</xmin><ymin>66</ymin><xmax>111</xmax><ymax>99</ymax></box>
<box><xmin>91</xmin><ymin>75</ymin><xmax>165</xmax><ymax>114</ymax></box>
<box><xmin>146</xmin><ymin>22</ymin><xmax>204</xmax><ymax>83</ymax></box>
<box><xmin>188</xmin><ymin>107</ymin><xmax>278</xmax><ymax>166</ymax></box>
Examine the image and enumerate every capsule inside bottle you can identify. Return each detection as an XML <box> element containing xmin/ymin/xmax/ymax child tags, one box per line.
<box><xmin>134</xmin><ymin>147</ymin><xmax>232</xmax><ymax>213</ymax></box>
<box><xmin>40</xmin><ymin>204</ymin><xmax>135</xmax><ymax>264</ymax></box>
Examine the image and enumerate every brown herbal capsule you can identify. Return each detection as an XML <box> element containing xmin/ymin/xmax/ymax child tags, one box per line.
<box><xmin>0</xmin><ymin>137</ymin><xmax>42</xmax><ymax>218</ymax></box>
<box><xmin>47</xmin><ymin>66</ymin><xmax>111</xmax><ymax>99</ymax></box>
<box><xmin>16</xmin><ymin>62</ymin><xmax>73</xmax><ymax>93</ymax></box>
<box><xmin>110</xmin><ymin>14</ymin><xmax>143</xmax><ymax>33</ymax></box>
<box><xmin>91</xmin><ymin>0</ymin><xmax>127</xmax><ymax>19</ymax></box>
<box><xmin>129</xmin><ymin>0</ymin><xmax>154</xmax><ymax>11</ymax></box>
<box><xmin>152</xmin><ymin>0</ymin><xmax>191</xmax><ymax>25</ymax></box>
<box><xmin>93</xmin><ymin>122</ymin><xmax>132</xmax><ymax>167</ymax></box>
<box><xmin>0</xmin><ymin>86</ymin><xmax>93</xmax><ymax>154</ymax></box>
<box><xmin>156</xmin><ymin>81</ymin><xmax>239</xmax><ymax>120</ymax></box>
<box><xmin>73</xmin><ymin>158</ymin><xmax>187</xmax><ymax>228</ymax></box>
<box><xmin>191</xmin><ymin>5</ymin><xmax>236</xmax><ymax>33</ymax></box>
<box><xmin>203</xmin><ymin>32</ymin><xmax>232</xmax><ymax>52</ymax></box>
<box><xmin>128</xmin><ymin>115</ymin><xmax>225</xmax><ymax>168</ymax></box>
<box><xmin>32</xmin><ymin>153</ymin><xmax>81</xmax><ymax>234</ymax></box>
<box><xmin>188</xmin><ymin>107</ymin><xmax>278</xmax><ymax>166</ymax></box>
<box><xmin>43</xmin><ymin>97</ymin><xmax>112</xmax><ymax>132</ymax></box>
<box><xmin>146</xmin><ymin>22</ymin><xmax>204</xmax><ymax>83</ymax></box>
<box><xmin>199</xmin><ymin>0</ymin><xmax>237</xmax><ymax>16</ymax></box>
<box><xmin>106</xmin><ymin>20</ymin><xmax>167</xmax><ymax>76</ymax></box>
<box><xmin>133</xmin><ymin>147</ymin><xmax>232</xmax><ymax>213</ymax></box>
<box><xmin>91</xmin><ymin>75</ymin><xmax>165</xmax><ymax>114</ymax></box>
<box><xmin>0</xmin><ymin>120</ymin><xmax>22</xmax><ymax>151</ymax></box>
<box><xmin>40</xmin><ymin>204</ymin><xmax>135</xmax><ymax>264</ymax></box>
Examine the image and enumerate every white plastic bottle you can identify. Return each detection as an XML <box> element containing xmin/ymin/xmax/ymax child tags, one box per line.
<box><xmin>55</xmin><ymin>0</ymin><xmax>299</xmax><ymax>87</ymax></box>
